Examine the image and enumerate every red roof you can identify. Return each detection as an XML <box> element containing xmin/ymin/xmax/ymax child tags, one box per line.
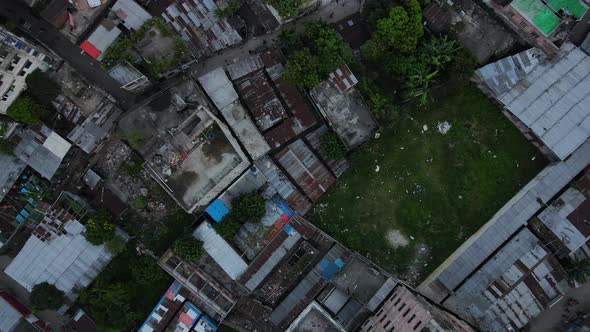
<box><xmin>0</xmin><ymin>291</ymin><xmax>30</xmax><ymax>316</ymax></box>
<box><xmin>80</xmin><ymin>40</ymin><xmax>101</xmax><ymax>59</ymax></box>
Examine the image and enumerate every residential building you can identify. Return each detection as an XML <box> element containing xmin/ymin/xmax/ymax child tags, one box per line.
<box><xmin>13</xmin><ymin>124</ymin><xmax>72</xmax><ymax>181</ymax></box>
<box><xmin>139</xmin><ymin>281</ymin><xmax>218</xmax><ymax>332</ymax></box>
<box><xmin>107</xmin><ymin>61</ymin><xmax>150</xmax><ymax>93</ymax></box>
<box><xmin>158</xmin><ymin>0</ymin><xmax>243</xmax><ymax>58</ymax></box>
<box><xmin>359</xmin><ymin>284</ymin><xmax>475</xmax><ymax>332</ymax></box>
<box><xmin>482</xmin><ymin>0</ymin><xmax>588</xmax><ymax>54</ymax></box>
<box><xmin>0</xmin><ymin>291</ymin><xmax>50</xmax><ymax>332</ymax></box>
<box><xmin>4</xmin><ymin>194</ymin><xmax>114</xmax><ymax>301</ymax></box>
<box><xmin>118</xmin><ymin>78</ymin><xmax>250</xmax><ymax>213</ymax></box>
<box><xmin>309</xmin><ymin>64</ymin><xmax>378</xmax><ymax>150</ymax></box>
<box><xmin>0</xmin><ymin>26</ymin><xmax>52</xmax><ymax>114</ymax></box>
<box><xmin>67</xmin><ymin>100</ymin><xmax>123</xmax><ymax>154</ymax></box>
<box><xmin>475</xmin><ymin>43</ymin><xmax>590</xmax><ymax>161</ymax></box>
<box><xmin>532</xmin><ymin>172</ymin><xmax>590</xmax><ymax>259</ymax></box>
<box><xmin>80</xmin><ymin>0</ymin><xmax>151</xmax><ymax>60</ymax></box>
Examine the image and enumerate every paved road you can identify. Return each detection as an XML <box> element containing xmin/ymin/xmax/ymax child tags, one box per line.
<box><xmin>0</xmin><ymin>1</ymin><xmax>135</xmax><ymax>108</ymax></box>
<box><xmin>196</xmin><ymin>0</ymin><xmax>363</xmax><ymax>75</ymax></box>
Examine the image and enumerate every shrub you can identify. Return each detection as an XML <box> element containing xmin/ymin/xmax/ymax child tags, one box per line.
<box><xmin>106</xmin><ymin>236</ymin><xmax>126</xmax><ymax>255</ymax></box>
<box><xmin>120</xmin><ymin>152</ymin><xmax>144</xmax><ymax>177</ymax></box>
<box><xmin>132</xmin><ymin>196</ymin><xmax>146</xmax><ymax>209</ymax></box>
<box><xmin>172</xmin><ymin>237</ymin><xmax>205</xmax><ymax>261</ymax></box>
<box><xmin>85</xmin><ymin>209</ymin><xmax>115</xmax><ymax>245</ymax></box>
<box><xmin>320</xmin><ymin>130</ymin><xmax>346</xmax><ymax>160</ymax></box>
<box><xmin>0</xmin><ymin>139</ymin><xmax>15</xmax><ymax>155</ymax></box>
<box><xmin>565</xmin><ymin>258</ymin><xmax>590</xmax><ymax>284</ymax></box>
<box><xmin>132</xmin><ymin>256</ymin><xmax>167</xmax><ymax>285</ymax></box>
<box><xmin>6</xmin><ymin>96</ymin><xmax>44</xmax><ymax>124</ymax></box>
<box><xmin>31</xmin><ymin>282</ymin><xmax>65</xmax><ymax>311</ymax></box>
<box><xmin>231</xmin><ymin>191</ymin><xmax>266</xmax><ymax>224</ymax></box>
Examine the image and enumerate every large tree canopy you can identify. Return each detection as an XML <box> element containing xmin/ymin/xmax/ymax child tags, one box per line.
<box><xmin>172</xmin><ymin>237</ymin><xmax>205</xmax><ymax>261</ymax></box>
<box><xmin>31</xmin><ymin>282</ymin><xmax>65</xmax><ymax>311</ymax></box>
<box><xmin>85</xmin><ymin>209</ymin><xmax>115</xmax><ymax>245</ymax></box>
<box><xmin>6</xmin><ymin>96</ymin><xmax>44</xmax><ymax>124</ymax></box>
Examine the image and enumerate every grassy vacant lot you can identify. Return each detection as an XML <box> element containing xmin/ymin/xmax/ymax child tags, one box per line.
<box><xmin>309</xmin><ymin>80</ymin><xmax>546</xmax><ymax>283</ymax></box>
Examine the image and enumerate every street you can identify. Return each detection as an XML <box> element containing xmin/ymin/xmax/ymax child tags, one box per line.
<box><xmin>0</xmin><ymin>1</ymin><xmax>136</xmax><ymax>108</ymax></box>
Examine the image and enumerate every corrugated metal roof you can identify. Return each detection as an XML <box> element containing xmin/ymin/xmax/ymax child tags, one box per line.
<box><xmin>67</xmin><ymin>103</ymin><xmax>122</xmax><ymax>154</ymax></box>
<box><xmin>193</xmin><ymin>222</ymin><xmax>248</xmax><ymax>280</ymax></box>
<box><xmin>86</xmin><ymin>23</ymin><xmax>122</xmax><ymax>61</ymax></box>
<box><xmin>305</xmin><ymin>125</ymin><xmax>349</xmax><ymax>178</ymax></box>
<box><xmin>162</xmin><ymin>0</ymin><xmax>242</xmax><ymax>57</ymax></box>
<box><xmin>112</xmin><ymin>0</ymin><xmax>152</xmax><ymax>31</ymax></box>
<box><xmin>4</xmin><ymin>220</ymin><xmax>113</xmax><ymax>300</ymax></box>
<box><xmin>14</xmin><ymin>125</ymin><xmax>71</xmax><ymax>180</ymax></box>
<box><xmin>479</xmin><ymin>43</ymin><xmax>590</xmax><ymax>160</ymax></box>
<box><xmin>0</xmin><ymin>296</ymin><xmax>22</xmax><ymax>332</ymax></box>
<box><xmin>226</xmin><ymin>55</ymin><xmax>264</xmax><ymax>80</ymax></box>
<box><xmin>0</xmin><ymin>153</ymin><xmax>26</xmax><ymax>203</ymax></box>
<box><xmin>198</xmin><ymin>68</ymin><xmax>239</xmax><ymax>110</ymax></box>
<box><xmin>276</xmin><ymin>139</ymin><xmax>336</xmax><ymax>202</ymax></box>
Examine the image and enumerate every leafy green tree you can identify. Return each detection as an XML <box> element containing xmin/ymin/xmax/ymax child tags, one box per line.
<box><xmin>25</xmin><ymin>70</ymin><xmax>61</xmax><ymax>104</ymax></box>
<box><xmin>0</xmin><ymin>139</ymin><xmax>15</xmax><ymax>155</ymax></box>
<box><xmin>79</xmin><ymin>280</ymin><xmax>132</xmax><ymax>328</ymax></box>
<box><xmin>132</xmin><ymin>256</ymin><xmax>167</xmax><ymax>285</ymax></box>
<box><xmin>214</xmin><ymin>0</ymin><xmax>242</xmax><ymax>18</ymax></box>
<box><xmin>565</xmin><ymin>258</ymin><xmax>590</xmax><ymax>284</ymax></box>
<box><xmin>213</xmin><ymin>213</ymin><xmax>242</xmax><ymax>239</ymax></box>
<box><xmin>31</xmin><ymin>282</ymin><xmax>65</xmax><ymax>310</ymax></box>
<box><xmin>374</xmin><ymin>0</ymin><xmax>423</xmax><ymax>54</ymax></box>
<box><xmin>267</xmin><ymin>0</ymin><xmax>304</xmax><ymax>17</ymax></box>
<box><xmin>172</xmin><ymin>236</ymin><xmax>205</xmax><ymax>261</ymax></box>
<box><xmin>283</xmin><ymin>48</ymin><xmax>321</xmax><ymax>88</ymax></box>
<box><xmin>278</xmin><ymin>29</ymin><xmax>302</xmax><ymax>56</ymax></box>
<box><xmin>320</xmin><ymin>130</ymin><xmax>347</xmax><ymax>160</ymax></box>
<box><xmin>231</xmin><ymin>191</ymin><xmax>266</xmax><ymax>224</ymax></box>
<box><xmin>6</xmin><ymin>96</ymin><xmax>44</xmax><ymax>124</ymax></box>
<box><xmin>305</xmin><ymin>22</ymin><xmax>354</xmax><ymax>76</ymax></box>
<box><xmin>424</xmin><ymin>35</ymin><xmax>460</xmax><ymax>68</ymax></box>
<box><xmin>85</xmin><ymin>209</ymin><xmax>115</xmax><ymax>245</ymax></box>
<box><xmin>106</xmin><ymin>236</ymin><xmax>126</xmax><ymax>255</ymax></box>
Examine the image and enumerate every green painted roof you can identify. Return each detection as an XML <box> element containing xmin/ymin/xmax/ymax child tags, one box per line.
<box><xmin>511</xmin><ymin>0</ymin><xmax>561</xmax><ymax>36</ymax></box>
<box><xmin>546</xmin><ymin>0</ymin><xmax>588</xmax><ymax>18</ymax></box>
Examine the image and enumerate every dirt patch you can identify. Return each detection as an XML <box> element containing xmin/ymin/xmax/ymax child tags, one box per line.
<box><xmin>386</xmin><ymin>229</ymin><xmax>410</xmax><ymax>249</ymax></box>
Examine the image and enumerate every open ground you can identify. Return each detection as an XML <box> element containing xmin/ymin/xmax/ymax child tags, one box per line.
<box><xmin>308</xmin><ymin>79</ymin><xmax>547</xmax><ymax>284</ymax></box>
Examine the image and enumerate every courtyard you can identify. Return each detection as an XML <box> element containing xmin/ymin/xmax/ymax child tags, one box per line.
<box><xmin>308</xmin><ymin>80</ymin><xmax>547</xmax><ymax>284</ymax></box>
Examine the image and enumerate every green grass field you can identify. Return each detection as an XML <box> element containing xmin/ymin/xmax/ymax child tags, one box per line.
<box><xmin>308</xmin><ymin>80</ymin><xmax>546</xmax><ymax>283</ymax></box>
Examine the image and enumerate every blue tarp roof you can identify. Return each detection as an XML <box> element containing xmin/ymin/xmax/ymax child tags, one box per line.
<box><xmin>320</xmin><ymin>258</ymin><xmax>344</xmax><ymax>280</ymax></box>
<box><xmin>272</xmin><ymin>195</ymin><xmax>294</xmax><ymax>218</ymax></box>
<box><xmin>206</xmin><ymin>199</ymin><xmax>229</xmax><ymax>223</ymax></box>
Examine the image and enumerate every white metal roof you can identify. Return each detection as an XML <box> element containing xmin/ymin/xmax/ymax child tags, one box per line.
<box><xmin>87</xmin><ymin>24</ymin><xmax>122</xmax><ymax>61</ymax></box>
<box><xmin>112</xmin><ymin>0</ymin><xmax>152</xmax><ymax>31</ymax></box>
<box><xmin>193</xmin><ymin>223</ymin><xmax>247</xmax><ymax>280</ymax></box>
<box><xmin>4</xmin><ymin>220</ymin><xmax>113</xmax><ymax>300</ymax></box>
<box><xmin>198</xmin><ymin>68</ymin><xmax>239</xmax><ymax>110</ymax></box>
<box><xmin>0</xmin><ymin>297</ymin><xmax>22</xmax><ymax>332</ymax></box>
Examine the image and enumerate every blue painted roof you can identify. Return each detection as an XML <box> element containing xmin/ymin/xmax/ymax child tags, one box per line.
<box><xmin>205</xmin><ymin>199</ymin><xmax>229</xmax><ymax>223</ymax></box>
<box><xmin>272</xmin><ymin>195</ymin><xmax>294</xmax><ymax>218</ymax></box>
<box><xmin>319</xmin><ymin>258</ymin><xmax>343</xmax><ymax>281</ymax></box>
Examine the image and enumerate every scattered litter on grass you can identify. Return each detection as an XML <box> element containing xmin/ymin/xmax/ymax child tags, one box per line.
<box><xmin>423</xmin><ymin>124</ymin><xmax>428</xmax><ymax>131</ymax></box>
<box><xmin>375</xmin><ymin>165</ymin><xmax>380</xmax><ymax>172</ymax></box>
<box><xmin>386</xmin><ymin>229</ymin><xmax>410</xmax><ymax>248</ymax></box>
<box><xmin>400</xmin><ymin>146</ymin><xmax>405</xmax><ymax>150</ymax></box>
<box><xmin>375</xmin><ymin>132</ymin><xmax>381</xmax><ymax>139</ymax></box>
<box><xmin>410</xmin><ymin>236</ymin><xmax>415</xmax><ymax>240</ymax></box>
<box><xmin>437</xmin><ymin>121</ymin><xmax>452</xmax><ymax>134</ymax></box>
<box><xmin>532</xmin><ymin>156</ymin><xmax>536</xmax><ymax>160</ymax></box>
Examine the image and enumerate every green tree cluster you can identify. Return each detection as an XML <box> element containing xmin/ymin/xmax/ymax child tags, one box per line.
<box><xmin>267</xmin><ymin>0</ymin><xmax>304</xmax><ymax>17</ymax></box>
<box><xmin>106</xmin><ymin>236</ymin><xmax>126</xmax><ymax>255</ymax></box>
<box><xmin>212</xmin><ymin>191</ymin><xmax>266</xmax><ymax>239</ymax></box>
<box><xmin>31</xmin><ymin>282</ymin><xmax>65</xmax><ymax>311</ymax></box>
<box><xmin>25</xmin><ymin>70</ymin><xmax>61</xmax><ymax>103</ymax></box>
<box><xmin>6</xmin><ymin>96</ymin><xmax>44</xmax><ymax>124</ymax></box>
<box><xmin>80</xmin><ymin>245</ymin><xmax>170</xmax><ymax>330</ymax></box>
<box><xmin>215</xmin><ymin>0</ymin><xmax>242</xmax><ymax>18</ymax></box>
<box><xmin>85</xmin><ymin>209</ymin><xmax>115</xmax><ymax>245</ymax></box>
<box><xmin>172</xmin><ymin>236</ymin><xmax>205</xmax><ymax>261</ymax></box>
<box><xmin>282</xmin><ymin>22</ymin><xmax>354</xmax><ymax>88</ymax></box>
<box><xmin>0</xmin><ymin>139</ymin><xmax>15</xmax><ymax>155</ymax></box>
<box><xmin>320</xmin><ymin>130</ymin><xmax>347</xmax><ymax>160</ymax></box>
<box><xmin>565</xmin><ymin>258</ymin><xmax>590</xmax><ymax>284</ymax></box>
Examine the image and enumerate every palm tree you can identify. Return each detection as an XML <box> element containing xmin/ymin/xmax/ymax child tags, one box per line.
<box><xmin>426</xmin><ymin>35</ymin><xmax>461</xmax><ymax>68</ymax></box>
<box><xmin>407</xmin><ymin>69</ymin><xmax>439</xmax><ymax>105</ymax></box>
<box><xmin>565</xmin><ymin>258</ymin><xmax>590</xmax><ymax>284</ymax></box>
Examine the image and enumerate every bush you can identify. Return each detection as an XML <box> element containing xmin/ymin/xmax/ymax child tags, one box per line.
<box><xmin>267</xmin><ymin>0</ymin><xmax>304</xmax><ymax>17</ymax></box>
<box><xmin>565</xmin><ymin>258</ymin><xmax>590</xmax><ymax>284</ymax></box>
<box><xmin>31</xmin><ymin>282</ymin><xmax>65</xmax><ymax>311</ymax></box>
<box><xmin>0</xmin><ymin>139</ymin><xmax>15</xmax><ymax>155</ymax></box>
<box><xmin>25</xmin><ymin>70</ymin><xmax>61</xmax><ymax>104</ymax></box>
<box><xmin>120</xmin><ymin>152</ymin><xmax>144</xmax><ymax>177</ymax></box>
<box><xmin>231</xmin><ymin>191</ymin><xmax>266</xmax><ymax>224</ymax></box>
<box><xmin>172</xmin><ymin>237</ymin><xmax>205</xmax><ymax>261</ymax></box>
<box><xmin>212</xmin><ymin>213</ymin><xmax>242</xmax><ymax>239</ymax></box>
<box><xmin>85</xmin><ymin>209</ymin><xmax>115</xmax><ymax>245</ymax></box>
<box><xmin>132</xmin><ymin>256</ymin><xmax>167</xmax><ymax>285</ymax></box>
<box><xmin>106</xmin><ymin>236</ymin><xmax>126</xmax><ymax>255</ymax></box>
<box><xmin>6</xmin><ymin>96</ymin><xmax>44</xmax><ymax>124</ymax></box>
<box><xmin>320</xmin><ymin>130</ymin><xmax>346</xmax><ymax>160</ymax></box>
<box><xmin>132</xmin><ymin>196</ymin><xmax>146</xmax><ymax>209</ymax></box>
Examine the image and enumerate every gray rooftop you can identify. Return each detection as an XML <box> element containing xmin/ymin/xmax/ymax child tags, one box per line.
<box><xmin>67</xmin><ymin>102</ymin><xmax>122</xmax><ymax>154</ymax></box>
<box><xmin>310</xmin><ymin>79</ymin><xmax>378</xmax><ymax>150</ymax></box>
<box><xmin>477</xmin><ymin>43</ymin><xmax>590</xmax><ymax>160</ymax></box>
<box><xmin>14</xmin><ymin>125</ymin><xmax>71</xmax><ymax>180</ymax></box>
<box><xmin>107</xmin><ymin>62</ymin><xmax>145</xmax><ymax>86</ymax></box>
<box><xmin>0</xmin><ymin>153</ymin><xmax>26</xmax><ymax>203</ymax></box>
